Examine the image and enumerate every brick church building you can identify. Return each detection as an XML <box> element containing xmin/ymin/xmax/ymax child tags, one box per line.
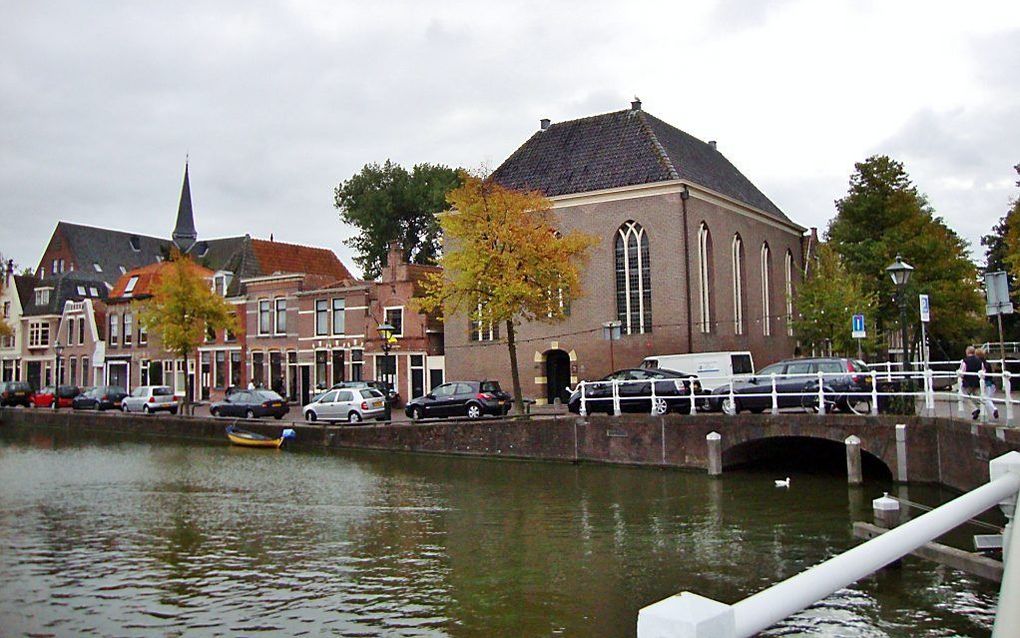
<box><xmin>445</xmin><ymin>100</ymin><xmax>810</xmax><ymax>404</ymax></box>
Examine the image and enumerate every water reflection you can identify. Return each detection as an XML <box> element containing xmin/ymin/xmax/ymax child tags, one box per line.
<box><xmin>0</xmin><ymin>428</ymin><xmax>1001</xmax><ymax>637</ymax></box>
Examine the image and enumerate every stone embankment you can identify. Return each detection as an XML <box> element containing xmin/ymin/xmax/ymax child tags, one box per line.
<box><xmin>3</xmin><ymin>408</ymin><xmax>1019</xmax><ymax>492</ymax></box>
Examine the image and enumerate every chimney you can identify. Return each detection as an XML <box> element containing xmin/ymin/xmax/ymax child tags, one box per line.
<box><xmin>708</xmin><ymin>140</ymin><xmax>717</xmax><ymax>150</ymax></box>
<box><xmin>540</xmin><ymin>118</ymin><xmax>551</xmax><ymax>131</ymax></box>
<box><xmin>631</xmin><ymin>97</ymin><xmax>642</xmax><ymax>111</ymax></box>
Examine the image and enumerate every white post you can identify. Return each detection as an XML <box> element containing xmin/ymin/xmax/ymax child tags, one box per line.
<box><xmin>1006</xmin><ymin>371</ymin><xmax>1014</xmax><ymax>422</ymax></box>
<box><xmin>638</xmin><ymin>593</ymin><xmax>735</xmax><ymax>638</ymax></box>
<box><xmin>689</xmin><ymin>381</ymin><xmax>697</xmax><ymax>415</ymax></box>
<box><xmin>871</xmin><ymin>370</ymin><xmax>879</xmax><ymax>416</ymax></box>
<box><xmin>991</xmin><ymin>452</ymin><xmax>1020</xmax><ymax>637</ymax></box>
<box><xmin>980</xmin><ymin>367</ymin><xmax>988</xmax><ymax>423</ymax></box>
<box><xmin>958</xmin><ymin>370</ymin><xmax>965</xmax><ymax>415</ymax></box>
<box><xmin>612</xmin><ymin>380</ymin><xmax>621</xmax><ymax>416</ymax></box>
<box><xmin>578</xmin><ymin>381</ymin><xmax>587</xmax><ymax>417</ymax></box>
<box><xmin>923</xmin><ymin>368</ymin><xmax>934</xmax><ymax>415</ymax></box>
<box><xmin>706</xmin><ymin>431</ymin><xmax>722</xmax><ymax>476</ymax></box>
<box><xmin>728</xmin><ymin>375</ymin><xmax>736</xmax><ymax>415</ymax></box>
<box><xmin>770</xmin><ymin>373</ymin><xmax>779</xmax><ymax>415</ymax></box>
<box><xmin>817</xmin><ymin>370</ymin><xmax>826</xmax><ymax>415</ymax></box>
<box><xmin>649</xmin><ymin>379</ymin><xmax>657</xmax><ymax>416</ymax></box>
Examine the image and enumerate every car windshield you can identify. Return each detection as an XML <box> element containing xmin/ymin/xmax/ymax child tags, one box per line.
<box><xmin>480</xmin><ymin>381</ymin><xmax>502</xmax><ymax>393</ymax></box>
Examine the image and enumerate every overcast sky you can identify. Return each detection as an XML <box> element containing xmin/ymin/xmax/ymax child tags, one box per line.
<box><xmin>2</xmin><ymin>0</ymin><xmax>1018</xmax><ymax>277</ymax></box>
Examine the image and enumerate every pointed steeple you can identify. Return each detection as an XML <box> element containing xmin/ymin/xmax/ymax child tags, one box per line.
<box><xmin>172</xmin><ymin>160</ymin><xmax>198</xmax><ymax>254</ymax></box>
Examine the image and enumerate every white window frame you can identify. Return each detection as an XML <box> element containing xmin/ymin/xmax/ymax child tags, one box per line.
<box><xmin>761</xmin><ymin>242</ymin><xmax>771</xmax><ymax>337</ymax></box>
<box><xmin>785</xmin><ymin>250</ymin><xmax>794</xmax><ymax>337</ymax></box>
<box><xmin>274</xmin><ymin>298</ymin><xmax>287</xmax><ymax>335</ymax></box>
<box><xmin>698</xmin><ymin>222</ymin><xmax>711</xmax><ymax>334</ymax></box>
<box><xmin>258</xmin><ymin>299</ymin><xmax>271</xmax><ymax>336</ymax></box>
<box><xmin>124</xmin><ymin>312</ymin><xmax>133</xmax><ymax>346</ymax></box>
<box><xmin>109</xmin><ymin>313</ymin><xmax>119</xmax><ymax>346</ymax></box>
<box><xmin>124</xmin><ymin>276</ymin><xmax>139</xmax><ymax>295</ymax></box>
<box><xmin>332</xmin><ymin>298</ymin><xmax>345</xmax><ymax>335</ymax></box>
<box><xmin>732</xmin><ymin>234</ymin><xmax>744</xmax><ymax>335</ymax></box>
<box><xmin>384</xmin><ymin>306</ymin><xmax>404</xmax><ymax>338</ymax></box>
<box><xmin>615</xmin><ymin>221</ymin><xmax>651</xmax><ymax>335</ymax></box>
<box><xmin>315</xmin><ymin>299</ymin><xmax>329</xmax><ymax>336</ymax></box>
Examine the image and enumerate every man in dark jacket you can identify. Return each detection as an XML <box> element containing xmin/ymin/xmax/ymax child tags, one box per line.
<box><xmin>960</xmin><ymin>345</ymin><xmax>992</xmax><ymax>420</ymax></box>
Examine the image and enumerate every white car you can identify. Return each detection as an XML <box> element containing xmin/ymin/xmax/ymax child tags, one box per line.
<box><xmin>121</xmin><ymin>385</ymin><xmax>178</xmax><ymax>414</ymax></box>
<box><xmin>303</xmin><ymin>388</ymin><xmax>387</xmax><ymax>424</ymax></box>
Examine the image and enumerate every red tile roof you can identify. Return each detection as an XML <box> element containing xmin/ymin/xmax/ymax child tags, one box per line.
<box><xmin>108</xmin><ymin>260</ymin><xmax>214</xmax><ymax>300</ymax></box>
<box><xmin>250</xmin><ymin>239</ymin><xmax>351</xmax><ymax>281</ymax></box>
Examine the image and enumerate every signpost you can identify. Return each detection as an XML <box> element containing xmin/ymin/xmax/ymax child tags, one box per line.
<box><xmin>985</xmin><ymin>271</ymin><xmax>1014</xmax><ymax>366</ymax></box>
<box><xmin>851</xmin><ymin>314</ymin><xmax>866</xmax><ymax>360</ymax></box>
<box><xmin>919</xmin><ymin>294</ymin><xmax>930</xmax><ymax>368</ymax></box>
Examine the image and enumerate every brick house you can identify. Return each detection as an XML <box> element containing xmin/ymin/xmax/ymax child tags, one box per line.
<box><xmin>446</xmin><ymin>100</ymin><xmax>809</xmax><ymax>404</ymax></box>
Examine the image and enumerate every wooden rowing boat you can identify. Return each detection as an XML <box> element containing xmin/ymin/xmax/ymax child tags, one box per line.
<box><xmin>225</xmin><ymin>426</ymin><xmax>296</xmax><ymax>448</ymax></box>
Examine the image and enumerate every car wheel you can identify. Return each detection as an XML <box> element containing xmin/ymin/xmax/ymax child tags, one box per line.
<box><xmin>170</xmin><ymin>407</ymin><xmax>178</xmax><ymax>415</ymax></box>
<box><xmin>122</xmin><ymin>403</ymin><xmax>129</xmax><ymax>413</ymax></box>
<box><xmin>142</xmin><ymin>404</ymin><xmax>150</xmax><ymax>414</ymax></box>
<box><xmin>721</xmin><ymin>397</ymin><xmax>739</xmax><ymax>415</ymax></box>
<box><xmin>411</xmin><ymin>406</ymin><xmax>423</xmax><ymax>421</ymax></box>
<box><xmin>466</xmin><ymin>403</ymin><xmax>482</xmax><ymax>419</ymax></box>
<box><xmin>245</xmin><ymin>409</ymin><xmax>255</xmax><ymax>420</ymax></box>
<box><xmin>348</xmin><ymin>411</ymin><xmax>362</xmax><ymax>424</ymax></box>
<box><xmin>652</xmin><ymin>398</ymin><xmax>669</xmax><ymax>415</ymax></box>
<box><xmin>210</xmin><ymin>407</ymin><xmax>219</xmax><ymax>417</ymax></box>
<box><xmin>94</xmin><ymin>402</ymin><xmax>101</xmax><ymax>411</ymax></box>
<box><xmin>845</xmin><ymin>397</ymin><xmax>872</xmax><ymax>416</ymax></box>
<box><xmin>801</xmin><ymin>390</ymin><xmax>837</xmax><ymax>414</ymax></box>
<box><xmin>273</xmin><ymin>414</ymin><xmax>283</xmax><ymax>420</ymax></box>
<box><xmin>305</xmin><ymin>411</ymin><xmax>317</xmax><ymax>422</ymax></box>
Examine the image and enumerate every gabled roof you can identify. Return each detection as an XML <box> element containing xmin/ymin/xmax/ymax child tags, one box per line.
<box><xmin>21</xmin><ymin>273</ymin><xmax>109</xmax><ymax>316</ymax></box>
<box><xmin>108</xmin><ymin>260</ymin><xmax>214</xmax><ymax>301</ymax></box>
<box><xmin>250</xmin><ymin>238</ymin><xmax>352</xmax><ymax>281</ymax></box>
<box><xmin>490</xmin><ymin>106</ymin><xmax>792</xmax><ymax>224</ymax></box>
<box><xmin>46</xmin><ymin>222</ymin><xmax>171</xmax><ymax>286</ymax></box>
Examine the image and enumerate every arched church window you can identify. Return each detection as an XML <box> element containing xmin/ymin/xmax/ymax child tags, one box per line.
<box><xmin>732</xmin><ymin>234</ymin><xmax>744</xmax><ymax>335</ymax></box>
<box><xmin>698</xmin><ymin>223</ymin><xmax>712</xmax><ymax>334</ymax></box>
<box><xmin>615</xmin><ymin>221</ymin><xmax>652</xmax><ymax>334</ymax></box>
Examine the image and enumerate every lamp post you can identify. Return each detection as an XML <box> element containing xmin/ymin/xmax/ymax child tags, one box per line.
<box><xmin>53</xmin><ymin>340</ymin><xmax>64</xmax><ymax>409</ymax></box>
<box><xmin>377</xmin><ymin>322</ymin><xmax>396</xmax><ymax>419</ymax></box>
<box><xmin>885</xmin><ymin>255</ymin><xmax>914</xmax><ymax>375</ymax></box>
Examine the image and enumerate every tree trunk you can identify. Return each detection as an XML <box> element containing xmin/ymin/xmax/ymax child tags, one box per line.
<box><xmin>184</xmin><ymin>349</ymin><xmax>192</xmax><ymax>416</ymax></box>
<box><xmin>505</xmin><ymin>319</ymin><xmax>524</xmax><ymax>415</ymax></box>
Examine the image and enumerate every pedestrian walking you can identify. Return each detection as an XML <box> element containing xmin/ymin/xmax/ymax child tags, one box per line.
<box><xmin>247</xmin><ymin>380</ymin><xmax>255</xmax><ymax>391</ymax></box>
<box><xmin>960</xmin><ymin>346</ymin><xmax>983</xmax><ymax>420</ymax></box>
<box><xmin>976</xmin><ymin>347</ymin><xmax>999</xmax><ymax>420</ymax></box>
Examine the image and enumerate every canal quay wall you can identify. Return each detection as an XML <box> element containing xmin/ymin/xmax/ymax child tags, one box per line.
<box><xmin>2</xmin><ymin>408</ymin><xmax>1019</xmax><ymax>492</ymax></box>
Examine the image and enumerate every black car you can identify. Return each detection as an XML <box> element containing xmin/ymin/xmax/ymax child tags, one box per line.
<box><xmin>72</xmin><ymin>386</ymin><xmax>128</xmax><ymax>411</ymax></box>
<box><xmin>405</xmin><ymin>380</ymin><xmax>511</xmax><ymax>420</ymax></box>
<box><xmin>710</xmin><ymin>357</ymin><xmax>872</xmax><ymax>414</ymax></box>
<box><xmin>567</xmin><ymin>368</ymin><xmax>703</xmax><ymax>416</ymax></box>
<box><xmin>210</xmin><ymin>389</ymin><xmax>289</xmax><ymax>420</ymax></box>
<box><xmin>0</xmin><ymin>381</ymin><xmax>33</xmax><ymax>407</ymax></box>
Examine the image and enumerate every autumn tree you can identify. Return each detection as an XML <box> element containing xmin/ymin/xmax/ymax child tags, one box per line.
<box><xmin>792</xmin><ymin>244</ymin><xmax>880</xmax><ymax>356</ymax></box>
<box><xmin>138</xmin><ymin>251</ymin><xmax>237</xmax><ymax>414</ymax></box>
<box><xmin>827</xmin><ymin>155</ymin><xmax>983</xmax><ymax>360</ymax></box>
<box><xmin>334</xmin><ymin>161</ymin><xmax>463</xmax><ymax>278</ymax></box>
<box><xmin>416</xmin><ymin>173</ymin><xmax>597</xmax><ymax>414</ymax></box>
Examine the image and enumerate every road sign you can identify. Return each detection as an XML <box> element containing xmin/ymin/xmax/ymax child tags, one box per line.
<box><xmin>984</xmin><ymin>271</ymin><xmax>1014</xmax><ymax>316</ymax></box>
<box><xmin>919</xmin><ymin>294</ymin><xmax>930</xmax><ymax>323</ymax></box>
<box><xmin>851</xmin><ymin>314</ymin><xmax>866</xmax><ymax>339</ymax></box>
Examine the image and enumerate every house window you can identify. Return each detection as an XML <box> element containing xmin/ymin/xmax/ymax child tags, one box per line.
<box><xmin>350</xmin><ymin>349</ymin><xmax>363</xmax><ymax>381</ymax></box>
<box><xmin>614</xmin><ymin>220</ymin><xmax>651</xmax><ymax>334</ymax></box>
<box><xmin>205</xmin><ymin>323</ymin><xmax>215</xmax><ymax>343</ymax></box>
<box><xmin>315</xmin><ymin>351</ymin><xmax>328</xmax><ymax>387</ymax></box>
<box><xmin>124</xmin><ymin>276</ymin><xmax>139</xmax><ymax>295</ymax></box>
<box><xmin>315</xmin><ymin>299</ymin><xmax>328</xmax><ymax>335</ymax></box>
<box><xmin>230</xmin><ymin>351</ymin><xmax>241</xmax><ymax>387</ymax></box>
<box><xmin>76</xmin><ymin>285</ymin><xmax>86</xmax><ymax>296</ymax></box>
<box><xmin>123</xmin><ymin>313</ymin><xmax>133</xmax><ymax>346</ymax></box>
<box><xmin>332</xmin><ymin>350</ymin><xmax>345</xmax><ymax>384</ymax></box>
<box><xmin>385</xmin><ymin>307</ymin><xmax>404</xmax><ymax>337</ymax></box>
<box><xmin>215</xmin><ymin>350</ymin><xmax>226</xmax><ymax>388</ymax></box>
<box><xmin>35</xmin><ymin>289</ymin><xmax>50</xmax><ymax>306</ymax></box>
<box><xmin>214</xmin><ymin>275</ymin><xmax>226</xmax><ymax>296</ymax></box>
<box><xmin>2</xmin><ymin>301</ymin><xmax>8</xmax><ymax>318</ymax></box>
<box><xmin>732</xmin><ymin>234</ymin><xmax>744</xmax><ymax>335</ymax></box>
<box><xmin>375</xmin><ymin>354</ymin><xmax>397</xmax><ymax>389</ymax></box>
<box><xmin>258</xmin><ymin>300</ymin><xmax>271</xmax><ymax>335</ymax></box>
<box><xmin>469</xmin><ymin>301</ymin><xmax>498</xmax><ymax>342</ymax></box>
<box><xmin>140</xmin><ymin>359</ymin><xmax>149</xmax><ymax>386</ymax></box>
<box><xmin>81</xmin><ymin>356</ymin><xmax>89</xmax><ymax>386</ymax></box>
<box><xmin>69</xmin><ymin>357</ymin><xmax>77</xmax><ymax>386</ymax></box>
<box><xmin>698</xmin><ymin>223</ymin><xmax>713</xmax><ymax>334</ymax></box>
<box><xmin>109</xmin><ymin>314</ymin><xmax>119</xmax><ymax>346</ymax></box>
<box><xmin>78</xmin><ymin>317</ymin><xmax>85</xmax><ymax>344</ymax></box>
<box><xmin>274</xmin><ymin>298</ymin><xmax>287</xmax><ymax>334</ymax></box>
<box><xmin>67</xmin><ymin>318</ymin><xmax>74</xmax><ymax>346</ymax></box>
<box><xmin>785</xmin><ymin>250</ymin><xmax>795</xmax><ymax>337</ymax></box>
<box><xmin>226</xmin><ymin>326</ymin><xmax>235</xmax><ymax>342</ymax></box>
<box><xmin>761</xmin><ymin>243</ymin><xmax>772</xmax><ymax>336</ymax></box>
<box><xmin>252</xmin><ymin>352</ymin><xmax>265</xmax><ymax>387</ymax></box>
<box><xmin>139</xmin><ymin>322</ymin><xmax>147</xmax><ymax>345</ymax></box>
<box><xmin>93</xmin><ymin>263</ymin><xmax>102</xmax><ymax>273</ymax></box>
<box><xmin>29</xmin><ymin>321</ymin><xmax>50</xmax><ymax>347</ymax></box>
<box><xmin>332</xmin><ymin>298</ymin><xmax>345</xmax><ymax>334</ymax></box>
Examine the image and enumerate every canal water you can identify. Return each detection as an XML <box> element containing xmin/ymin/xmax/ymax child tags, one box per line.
<box><xmin>0</xmin><ymin>428</ymin><xmax>1002</xmax><ymax>637</ymax></box>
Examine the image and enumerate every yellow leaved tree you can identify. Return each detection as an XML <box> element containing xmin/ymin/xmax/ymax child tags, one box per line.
<box><xmin>138</xmin><ymin>250</ymin><xmax>237</xmax><ymax>414</ymax></box>
<box><xmin>417</xmin><ymin>173</ymin><xmax>597</xmax><ymax>414</ymax></box>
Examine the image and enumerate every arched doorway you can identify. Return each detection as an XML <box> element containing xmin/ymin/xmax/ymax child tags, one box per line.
<box><xmin>545</xmin><ymin>349</ymin><xmax>571</xmax><ymax>405</ymax></box>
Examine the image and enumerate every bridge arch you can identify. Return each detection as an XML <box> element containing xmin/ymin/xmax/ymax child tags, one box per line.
<box><xmin>722</xmin><ymin>434</ymin><xmax>893</xmax><ymax>481</ymax></box>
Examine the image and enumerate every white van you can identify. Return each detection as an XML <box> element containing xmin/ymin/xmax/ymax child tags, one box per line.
<box><xmin>640</xmin><ymin>351</ymin><xmax>755</xmax><ymax>390</ymax></box>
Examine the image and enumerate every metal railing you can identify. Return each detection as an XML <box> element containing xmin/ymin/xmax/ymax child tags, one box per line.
<box><xmin>637</xmin><ymin>451</ymin><xmax>1020</xmax><ymax>637</ymax></box>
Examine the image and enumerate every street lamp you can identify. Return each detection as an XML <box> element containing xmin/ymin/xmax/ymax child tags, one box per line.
<box><xmin>53</xmin><ymin>340</ymin><xmax>64</xmax><ymax>408</ymax></box>
<box><xmin>885</xmin><ymin>255</ymin><xmax>914</xmax><ymax>372</ymax></box>
<box><xmin>376</xmin><ymin>322</ymin><xmax>396</xmax><ymax>418</ymax></box>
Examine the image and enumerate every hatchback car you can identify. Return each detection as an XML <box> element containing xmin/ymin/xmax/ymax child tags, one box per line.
<box><xmin>32</xmin><ymin>385</ymin><xmax>80</xmax><ymax>409</ymax></box>
<box><xmin>404</xmin><ymin>380</ymin><xmax>511</xmax><ymax>420</ymax></box>
<box><xmin>566</xmin><ymin>368</ymin><xmax>703</xmax><ymax>415</ymax></box>
<box><xmin>72</xmin><ymin>386</ymin><xmax>128</xmax><ymax>411</ymax></box>
<box><xmin>303</xmin><ymin>387</ymin><xmax>387</xmax><ymax>423</ymax></box>
<box><xmin>121</xmin><ymin>385</ymin><xmax>178</xmax><ymax>414</ymax></box>
<box><xmin>210</xmin><ymin>389</ymin><xmax>289</xmax><ymax>419</ymax></box>
<box><xmin>710</xmin><ymin>357</ymin><xmax>872</xmax><ymax>415</ymax></box>
<box><xmin>0</xmin><ymin>381</ymin><xmax>33</xmax><ymax>407</ymax></box>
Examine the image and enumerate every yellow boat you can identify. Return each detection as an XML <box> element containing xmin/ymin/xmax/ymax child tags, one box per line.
<box><xmin>225</xmin><ymin>426</ymin><xmax>296</xmax><ymax>448</ymax></box>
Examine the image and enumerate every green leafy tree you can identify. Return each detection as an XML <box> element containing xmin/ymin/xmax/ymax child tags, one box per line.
<box><xmin>981</xmin><ymin>163</ymin><xmax>1020</xmax><ymax>340</ymax></box>
<box><xmin>827</xmin><ymin>155</ymin><xmax>983</xmax><ymax>361</ymax></box>
<box><xmin>138</xmin><ymin>251</ymin><xmax>237</xmax><ymax>414</ymax></box>
<box><xmin>792</xmin><ymin>244</ymin><xmax>880</xmax><ymax>356</ymax></box>
<box><xmin>416</xmin><ymin>173</ymin><xmax>598</xmax><ymax>414</ymax></box>
<box><xmin>334</xmin><ymin>161</ymin><xmax>462</xmax><ymax>278</ymax></box>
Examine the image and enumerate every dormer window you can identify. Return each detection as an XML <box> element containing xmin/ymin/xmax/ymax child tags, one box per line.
<box><xmin>118</xmin><ymin>265</ymin><xmax>126</xmax><ymax>275</ymax></box>
<box><xmin>93</xmin><ymin>263</ymin><xmax>102</xmax><ymax>272</ymax></box>
<box><xmin>196</xmin><ymin>242</ymin><xmax>209</xmax><ymax>258</ymax></box>
<box><xmin>76</xmin><ymin>285</ymin><xmax>86</xmax><ymax>296</ymax></box>
<box><xmin>35</xmin><ymin>289</ymin><xmax>50</xmax><ymax>306</ymax></box>
<box><xmin>129</xmin><ymin>236</ymin><xmax>141</xmax><ymax>252</ymax></box>
<box><xmin>124</xmin><ymin>276</ymin><xmax>139</xmax><ymax>295</ymax></box>
<box><xmin>89</xmin><ymin>287</ymin><xmax>98</xmax><ymax>297</ymax></box>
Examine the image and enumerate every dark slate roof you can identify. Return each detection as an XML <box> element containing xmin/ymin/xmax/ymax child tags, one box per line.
<box><xmin>490</xmin><ymin>107</ymin><xmax>793</xmax><ymax>225</ymax></box>
<box><xmin>172</xmin><ymin>163</ymin><xmax>198</xmax><ymax>253</ymax></box>
<box><xmin>21</xmin><ymin>272</ymin><xmax>109</xmax><ymax>317</ymax></box>
<box><xmin>51</xmin><ymin>222</ymin><xmax>171</xmax><ymax>286</ymax></box>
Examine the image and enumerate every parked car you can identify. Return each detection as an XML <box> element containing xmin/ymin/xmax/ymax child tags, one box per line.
<box><xmin>640</xmin><ymin>351</ymin><xmax>754</xmax><ymax>391</ymax></box>
<box><xmin>210</xmin><ymin>389</ymin><xmax>289</xmax><ymax>419</ymax></box>
<box><xmin>405</xmin><ymin>380</ymin><xmax>511</xmax><ymax>420</ymax></box>
<box><xmin>32</xmin><ymin>385</ymin><xmax>80</xmax><ymax>409</ymax></box>
<box><xmin>72</xmin><ymin>386</ymin><xmax>128</xmax><ymax>411</ymax></box>
<box><xmin>0</xmin><ymin>381</ymin><xmax>33</xmax><ymax>407</ymax></box>
<box><xmin>709</xmin><ymin>357</ymin><xmax>873</xmax><ymax>415</ymax></box>
<box><xmin>303</xmin><ymin>387</ymin><xmax>387</xmax><ymax>423</ymax></box>
<box><xmin>566</xmin><ymin>368</ymin><xmax>704</xmax><ymax>415</ymax></box>
<box><xmin>311</xmin><ymin>380</ymin><xmax>398</xmax><ymax>404</ymax></box>
<box><xmin>121</xmin><ymin>385</ymin><xmax>178</xmax><ymax>414</ymax></box>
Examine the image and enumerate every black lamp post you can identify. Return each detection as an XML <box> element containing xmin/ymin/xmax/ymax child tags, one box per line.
<box><xmin>53</xmin><ymin>340</ymin><xmax>64</xmax><ymax>408</ymax></box>
<box><xmin>377</xmin><ymin>322</ymin><xmax>396</xmax><ymax>418</ymax></box>
<box><xmin>885</xmin><ymin>255</ymin><xmax>914</xmax><ymax>374</ymax></box>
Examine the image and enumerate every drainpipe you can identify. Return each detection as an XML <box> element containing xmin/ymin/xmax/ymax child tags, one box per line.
<box><xmin>681</xmin><ymin>185</ymin><xmax>693</xmax><ymax>352</ymax></box>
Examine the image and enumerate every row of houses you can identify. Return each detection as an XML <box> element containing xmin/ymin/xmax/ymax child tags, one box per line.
<box><xmin>2</xmin><ymin>100</ymin><xmax>810</xmax><ymax>406</ymax></box>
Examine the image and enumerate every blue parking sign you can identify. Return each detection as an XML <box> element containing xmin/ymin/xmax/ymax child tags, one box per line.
<box><xmin>851</xmin><ymin>314</ymin><xmax>866</xmax><ymax>339</ymax></box>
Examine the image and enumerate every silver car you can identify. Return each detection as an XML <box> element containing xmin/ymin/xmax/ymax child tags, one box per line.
<box><xmin>121</xmin><ymin>385</ymin><xmax>178</xmax><ymax>414</ymax></box>
<box><xmin>303</xmin><ymin>388</ymin><xmax>387</xmax><ymax>424</ymax></box>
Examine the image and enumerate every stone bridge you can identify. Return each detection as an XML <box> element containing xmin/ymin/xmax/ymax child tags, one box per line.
<box><xmin>3</xmin><ymin>408</ymin><xmax>1019</xmax><ymax>492</ymax></box>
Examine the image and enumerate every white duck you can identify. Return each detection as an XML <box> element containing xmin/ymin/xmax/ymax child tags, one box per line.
<box><xmin>774</xmin><ymin>477</ymin><xmax>791</xmax><ymax>488</ymax></box>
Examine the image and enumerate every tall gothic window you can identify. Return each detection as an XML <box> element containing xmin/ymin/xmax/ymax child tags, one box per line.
<box><xmin>760</xmin><ymin>242</ymin><xmax>771</xmax><ymax>336</ymax></box>
<box><xmin>615</xmin><ymin>221</ymin><xmax>651</xmax><ymax>334</ymax></box>
<box><xmin>731</xmin><ymin>234</ymin><xmax>744</xmax><ymax>335</ymax></box>
<box><xmin>697</xmin><ymin>223</ymin><xmax>712</xmax><ymax>334</ymax></box>
<box><xmin>785</xmin><ymin>250</ymin><xmax>794</xmax><ymax>337</ymax></box>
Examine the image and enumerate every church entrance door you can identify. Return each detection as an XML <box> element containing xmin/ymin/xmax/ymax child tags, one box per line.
<box><xmin>544</xmin><ymin>350</ymin><xmax>571</xmax><ymax>405</ymax></box>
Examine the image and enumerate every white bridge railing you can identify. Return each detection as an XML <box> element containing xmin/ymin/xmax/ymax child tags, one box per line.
<box><xmin>637</xmin><ymin>451</ymin><xmax>1020</xmax><ymax>637</ymax></box>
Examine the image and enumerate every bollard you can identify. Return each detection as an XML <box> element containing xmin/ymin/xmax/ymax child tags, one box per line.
<box><xmin>706</xmin><ymin>431</ymin><xmax>722</xmax><ymax>476</ymax></box>
<box><xmin>872</xmin><ymin>492</ymin><xmax>900</xmax><ymax>529</ymax></box>
<box><xmin>845</xmin><ymin>435</ymin><xmax>863</xmax><ymax>486</ymax></box>
<box><xmin>895</xmin><ymin>424</ymin><xmax>908</xmax><ymax>482</ymax></box>
<box><xmin>770</xmin><ymin>373</ymin><xmax>779</xmax><ymax>415</ymax></box>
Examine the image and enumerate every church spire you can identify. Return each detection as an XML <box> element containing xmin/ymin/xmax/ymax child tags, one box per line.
<box><xmin>172</xmin><ymin>160</ymin><xmax>198</xmax><ymax>254</ymax></box>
